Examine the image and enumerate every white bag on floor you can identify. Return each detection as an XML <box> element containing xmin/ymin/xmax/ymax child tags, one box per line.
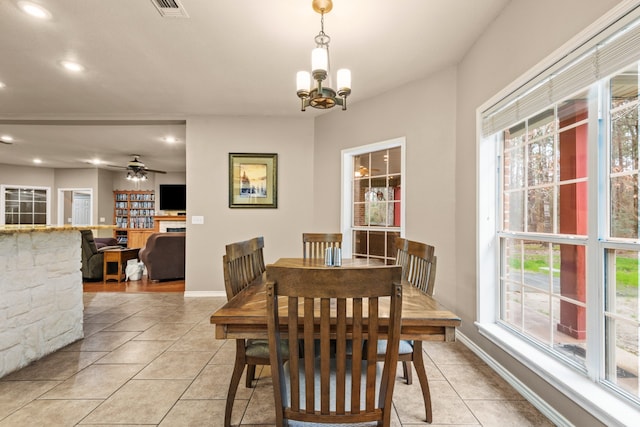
<box><xmin>125</xmin><ymin>259</ymin><xmax>144</xmax><ymax>281</ymax></box>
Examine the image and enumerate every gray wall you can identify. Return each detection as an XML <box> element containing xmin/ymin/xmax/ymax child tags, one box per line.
<box><xmin>184</xmin><ymin>115</ymin><xmax>314</xmax><ymax>293</ymax></box>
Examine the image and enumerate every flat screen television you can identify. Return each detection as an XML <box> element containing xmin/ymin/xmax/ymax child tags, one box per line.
<box><xmin>159</xmin><ymin>184</ymin><xmax>186</xmax><ymax>211</ymax></box>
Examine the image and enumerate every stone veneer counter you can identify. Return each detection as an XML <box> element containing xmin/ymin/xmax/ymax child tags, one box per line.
<box><xmin>0</xmin><ymin>225</ymin><xmax>112</xmax><ymax>378</ymax></box>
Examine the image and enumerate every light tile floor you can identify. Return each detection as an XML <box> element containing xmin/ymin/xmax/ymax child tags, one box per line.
<box><xmin>0</xmin><ymin>293</ymin><xmax>555</xmax><ymax>426</ymax></box>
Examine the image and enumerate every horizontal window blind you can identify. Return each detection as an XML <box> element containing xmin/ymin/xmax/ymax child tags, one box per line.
<box><xmin>482</xmin><ymin>5</ymin><xmax>640</xmax><ymax>137</ymax></box>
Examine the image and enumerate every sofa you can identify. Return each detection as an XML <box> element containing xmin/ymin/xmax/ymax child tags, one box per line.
<box><xmin>139</xmin><ymin>232</ymin><xmax>185</xmax><ymax>281</ymax></box>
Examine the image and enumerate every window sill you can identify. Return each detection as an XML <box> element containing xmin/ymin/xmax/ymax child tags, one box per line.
<box><xmin>476</xmin><ymin>322</ymin><xmax>640</xmax><ymax>427</ymax></box>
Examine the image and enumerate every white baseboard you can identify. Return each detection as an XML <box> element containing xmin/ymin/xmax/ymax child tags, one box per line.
<box><xmin>183</xmin><ymin>290</ymin><xmax>226</xmax><ymax>297</ymax></box>
<box><xmin>456</xmin><ymin>331</ymin><xmax>573</xmax><ymax>427</ymax></box>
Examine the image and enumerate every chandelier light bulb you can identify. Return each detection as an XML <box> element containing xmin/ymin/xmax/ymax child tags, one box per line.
<box><xmin>311</xmin><ymin>48</ymin><xmax>328</xmax><ymax>74</ymax></box>
<box><xmin>337</xmin><ymin>69</ymin><xmax>351</xmax><ymax>91</ymax></box>
<box><xmin>296</xmin><ymin>71</ymin><xmax>310</xmax><ymax>92</ymax></box>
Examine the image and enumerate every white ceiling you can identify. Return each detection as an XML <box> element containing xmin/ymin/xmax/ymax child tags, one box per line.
<box><xmin>0</xmin><ymin>0</ymin><xmax>509</xmax><ymax>172</ymax></box>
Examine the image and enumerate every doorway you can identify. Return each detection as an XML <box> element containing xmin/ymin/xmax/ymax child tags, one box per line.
<box><xmin>57</xmin><ymin>188</ymin><xmax>93</xmax><ymax>226</ymax></box>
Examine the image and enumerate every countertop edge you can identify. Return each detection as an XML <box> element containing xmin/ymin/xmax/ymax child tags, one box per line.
<box><xmin>0</xmin><ymin>225</ymin><xmax>116</xmax><ymax>235</ymax></box>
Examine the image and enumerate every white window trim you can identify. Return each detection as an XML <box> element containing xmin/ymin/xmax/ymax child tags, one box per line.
<box><xmin>476</xmin><ymin>2</ymin><xmax>640</xmax><ymax>425</ymax></box>
<box><xmin>0</xmin><ymin>184</ymin><xmax>52</xmax><ymax>226</ymax></box>
<box><xmin>341</xmin><ymin>137</ymin><xmax>406</xmax><ymax>257</ymax></box>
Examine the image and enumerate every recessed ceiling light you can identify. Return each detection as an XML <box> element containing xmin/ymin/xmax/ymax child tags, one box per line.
<box><xmin>0</xmin><ymin>81</ymin><xmax>6</xmax><ymax>89</ymax></box>
<box><xmin>60</xmin><ymin>60</ymin><xmax>85</xmax><ymax>73</ymax></box>
<box><xmin>164</xmin><ymin>136</ymin><xmax>177</xmax><ymax>143</ymax></box>
<box><xmin>18</xmin><ymin>1</ymin><xmax>52</xmax><ymax>19</ymax></box>
<box><xmin>0</xmin><ymin>135</ymin><xmax>14</xmax><ymax>142</ymax></box>
<box><xmin>91</xmin><ymin>158</ymin><xmax>101</xmax><ymax>165</ymax></box>
<box><xmin>33</xmin><ymin>158</ymin><xmax>42</xmax><ymax>164</ymax></box>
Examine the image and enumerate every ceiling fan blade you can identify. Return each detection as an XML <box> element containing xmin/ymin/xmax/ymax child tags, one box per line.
<box><xmin>103</xmin><ymin>163</ymin><xmax>128</xmax><ymax>170</ymax></box>
<box><xmin>144</xmin><ymin>168</ymin><xmax>167</xmax><ymax>174</ymax></box>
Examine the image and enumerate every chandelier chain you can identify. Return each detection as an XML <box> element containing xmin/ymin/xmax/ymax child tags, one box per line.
<box><xmin>315</xmin><ymin>11</ymin><xmax>330</xmax><ymax>47</ymax></box>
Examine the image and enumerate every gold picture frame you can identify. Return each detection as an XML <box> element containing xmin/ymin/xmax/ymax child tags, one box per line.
<box><xmin>229</xmin><ymin>153</ymin><xmax>278</xmax><ymax>208</ymax></box>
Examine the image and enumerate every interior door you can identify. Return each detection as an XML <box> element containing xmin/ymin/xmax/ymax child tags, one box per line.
<box><xmin>72</xmin><ymin>192</ymin><xmax>91</xmax><ymax>225</ymax></box>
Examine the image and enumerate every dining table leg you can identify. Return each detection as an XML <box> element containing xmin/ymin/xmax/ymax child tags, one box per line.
<box><xmin>225</xmin><ymin>340</ymin><xmax>246</xmax><ymax>427</ymax></box>
<box><xmin>413</xmin><ymin>340</ymin><xmax>433</xmax><ymax>423</ymax></box>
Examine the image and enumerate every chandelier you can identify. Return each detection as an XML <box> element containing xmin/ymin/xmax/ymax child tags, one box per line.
<box><xmin>296</xmin><ymin>0</ymin><xmax>351</xmax><ymax>111</ymax></box>
<box><xmin>126</xmin><ymin>169</ymin><xmax>148</xmax><ymax>182</ymax></box>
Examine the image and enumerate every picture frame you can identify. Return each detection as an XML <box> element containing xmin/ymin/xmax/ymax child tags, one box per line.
<box><xmin>229</xmin><ymin>153</ymin><xmax>278</xmax><ymax>208</ymax></box>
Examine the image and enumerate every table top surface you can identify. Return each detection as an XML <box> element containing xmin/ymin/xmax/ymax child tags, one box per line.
<box><xmin>102</xmin><ymin>247</ymin><xmax>140</xmax><ymax>253</ymax></box>
<box><xmin>210</xmin><ymin>258</ymin><xmax>461</xmax><ymax>333</ymax></box>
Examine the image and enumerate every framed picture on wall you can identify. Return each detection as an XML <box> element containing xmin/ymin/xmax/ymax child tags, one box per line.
<box><xmin>229</xmin><ymin>153</ymin><xmax>278</xmax><ymax>208</ymax></box>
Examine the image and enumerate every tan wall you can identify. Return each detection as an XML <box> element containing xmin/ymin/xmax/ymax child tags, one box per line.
<box><xmin>313</xmin><ymin>66</ymin><xmax>458</xmax><ymax>310</ymax></box>
<box><xmin>95</xmin><ymin>169</ymin><xmax>115</xmax><ymax>237</ymax></box>
<box><xmin>184</xmin><ymin>115</ymin><xmax>314</xmax><ymax>293</ymax></box>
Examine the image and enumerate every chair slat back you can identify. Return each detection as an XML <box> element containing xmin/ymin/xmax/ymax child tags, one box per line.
<box><xmin>223</xmin><ymin>236</ymin><xmax>266</xmax><ymax>300</ymax></box>
<box><xmin>394</xmin><ymin>237</ymin><xmax>437</xmax><ymax>296</ymax></box>
<box><xmin>302</xmin><ymin>233</ymin><xmax>342</xmax><ymax>259</ymax></box>
<box><xmin>266</xmin><ymin>265</ymin><xmax>402</xmax><ymax>426</ymax></box>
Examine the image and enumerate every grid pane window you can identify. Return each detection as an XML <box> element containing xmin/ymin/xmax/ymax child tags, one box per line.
<box><xmin>3</xmin><ymin>187</ymin><xmax>49</xmax><ymax>225</ymax></box>
<box><xmin>604</xmin><ymin>249</ymin><xmax>640</xmax><ymax>398</ymax></box>
<box><xmin>494</xmin><ymin>65</ymin><xmax>640</xmax><ymax>404</ymax></box>
<box><xmin>351</xmin><ymin>146</ymin><xmax>402</xmax><ymax>264</ymax></box>
<box><xmin>501</xmin><ymin>238</ymin><xmax>587</xmax><ymax>368</ymax></box>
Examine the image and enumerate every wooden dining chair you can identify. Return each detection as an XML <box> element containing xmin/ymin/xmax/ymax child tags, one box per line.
<box><xmin>383</xmin><ymin>236</ymin><xmax>437</xmax><ymax>423</ymax></box>
<box><xmin>302</xmin><ymin>233</ymin><xmax>342</xmax><ymax>259</ymax></box>
<box><xmin>222</xmin><ymin>236</ymin><xmax>289</xmax><ymax>427</ymax></box>
<box><xmin>266</xmin><ymin>264</ymin><xmax>403</xmax><ymax>427</ymax></box>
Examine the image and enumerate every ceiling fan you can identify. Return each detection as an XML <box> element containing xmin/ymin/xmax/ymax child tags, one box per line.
<box><xmin>122</xmin><ymin>154</ymin><xmax>166</xmax><ymax>174</ymax></box>
<box><xmin>92</xmin><ymin>154</ymin><xmax>167</xmax><ymax>174</ymax></box>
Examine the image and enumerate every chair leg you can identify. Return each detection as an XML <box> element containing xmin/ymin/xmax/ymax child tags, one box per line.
<box><xmin>225</xmin><ymin>340</ymin><xmax>246</xmax><ymax>427</ymax></box>
<box><xmin>412</xmin><ymin>340</ymin><xmax>432</xmax><ymax>423</ymax></box>
<box><xmin>403</xmin><ymin>360</ymin><xmax>413</xmax><ymax>384</ymax></box>
<box><xmin>245</xmin><ymin>364</ymin><xmax>256</xmax><ymax>388</ymax></box>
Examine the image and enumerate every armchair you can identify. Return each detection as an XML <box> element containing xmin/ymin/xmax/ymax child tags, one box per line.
<box><xmin>139</xmin><ymin>232</ymin><xmax>186</xmax><ymax>281</ymax></box>
<box><xmin>80</xmin><ymin>230</ymin><xmax>120</xmax><ymax>281</ymax></box>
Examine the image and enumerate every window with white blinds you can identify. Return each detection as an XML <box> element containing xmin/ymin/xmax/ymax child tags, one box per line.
<box><xmin>477</xmin><ymin>4</ymin><xmax>640</xmax><ymax>423</ymax></box>
<box><xmin>482</xmin><ymin>6</ymin><xmax>640</xmax><ymax>137</ymax></box>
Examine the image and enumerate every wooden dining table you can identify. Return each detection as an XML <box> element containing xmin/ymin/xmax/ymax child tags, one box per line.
<box><xmin>210</xmin><ymin>257</ymin><xmax>461</xmax><ymax>425</ymax></box>
<box><xmin>211</xmin><ymin>257</ymin><xmax>461</xmax><ymax>342</ymax></box>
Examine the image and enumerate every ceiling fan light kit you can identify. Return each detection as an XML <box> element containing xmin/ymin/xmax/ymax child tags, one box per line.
<box><xmin>123</xmin><ymin>154</ymin><xmax>166</xmax><ymax>181</ymax></box>
<box><xmin>296</xmin><ymin>0</ymin><xmax>351</xmax><ymax>112</ymax></box>
<box><xmin>126</xmin><ymin>169</ymin><xmax>148</xmax><ymax>182</ymax></box>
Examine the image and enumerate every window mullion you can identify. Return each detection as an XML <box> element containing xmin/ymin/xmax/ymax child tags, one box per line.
<box><xmin>586</xmin><ymin>82</ymin><xmax>606</xmax><ymax>382</ymax></box>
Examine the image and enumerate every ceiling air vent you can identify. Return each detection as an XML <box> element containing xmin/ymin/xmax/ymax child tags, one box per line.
<box><xmin>151</xmin><ymin>0</ymin><xmax>189</xmax><ymax>18</ymax></box>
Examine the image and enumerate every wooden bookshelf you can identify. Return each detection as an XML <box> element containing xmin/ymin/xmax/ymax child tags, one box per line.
<box><xmin>113</xmin><ymin>190</ymin><xmax>155</xmax><ymax>248</ymax></box>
